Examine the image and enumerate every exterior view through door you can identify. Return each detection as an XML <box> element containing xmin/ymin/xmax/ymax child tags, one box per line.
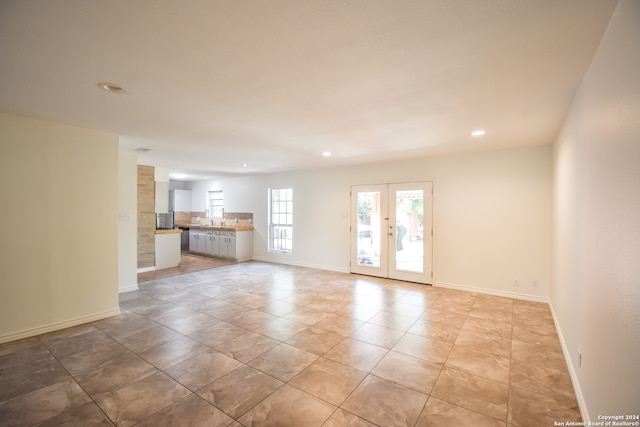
<box><xmin>350</xmin><ymin>182</ymin><xmax>433</xmax><ymax>284</ymax></box>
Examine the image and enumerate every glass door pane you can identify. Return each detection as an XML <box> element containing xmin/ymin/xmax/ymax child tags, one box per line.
<box><xmin>356</xmin><ymin>191</ymin><xmax>382</xmax><ymax>268</ymax></box>
<box><xmin>394</xmin><ymin>189</ymin><xmax>424</xmax><ymax>273</ymax></box>
<box><xmin>350</xmin><ymin>185</ymin><xmax>389</xmax><ymax>278</ymax></box>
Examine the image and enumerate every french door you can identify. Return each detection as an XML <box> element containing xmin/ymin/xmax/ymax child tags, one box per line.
<box><xmin>350</xmin><ymin>182</ymin><xmax>433</xmax><ymax>284</ymax></box>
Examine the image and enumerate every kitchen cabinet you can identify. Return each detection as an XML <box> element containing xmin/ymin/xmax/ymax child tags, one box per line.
<box><xmin>169</xmin><ymin>189</ymin><xmax>191</xmax><ymax>212</ymax></box>
<box><xmin>220</xmin><ymin>231</ymin><xmax>236</xmax><ymax>258</ymax></box>
<box><xmin>189</xmin><ymin>229</ymin><xmax>206</xmax><ymax>253</ymax></box>
<box><xmin>205</xmin><ymin>231</ymin><xmax>220</xmax><ymax>256</ymax></box>
<box><xmin>188</xmin><ymin>228</ymin><xmax>253</xmax><ymax>261</ymax></box>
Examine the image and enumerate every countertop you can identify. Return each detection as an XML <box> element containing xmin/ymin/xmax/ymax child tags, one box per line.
<box><xmin>175</xmin><ymin>224</ymin><xmax>254</xmax><ymax>232</ymax></box>
<box><xmin>155</xmin><ymin>229</ymin><xmax>183</xmax><ymax>235</ymax></box>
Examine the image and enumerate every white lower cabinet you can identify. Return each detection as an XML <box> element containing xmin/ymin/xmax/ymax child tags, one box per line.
<box><xmin>205</xmin><ymin>231</ymin><xmax>220</xmax><ymax>256</ymax></box>
<box><xmin>220</xmin><ymin>231</ymin><xmax>236</xmax><ymax>258</ymax></box>
<box><xmin>189</xmin><ymin>229</ymin><xmax>207</xmax><ymax>253</ymax></box>
<box><xmin>190</xmin><ymin>228</ymin><xmax>252</xmax><ymax>261</ymax></box>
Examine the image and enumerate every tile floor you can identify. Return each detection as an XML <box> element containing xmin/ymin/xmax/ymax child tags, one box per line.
<box><xmin>0</xmin><ymin>262</ymin><xmax>581</xmax><ymax>426</ymax></box>
<box><xmin>137</xmin><ymin>253</ymin><xmax>235</xmax><ymax>283</ymax></box>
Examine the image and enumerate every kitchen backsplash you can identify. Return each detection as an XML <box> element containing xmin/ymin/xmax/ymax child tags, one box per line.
<box><xmin>174</xmin><ymin>211</ymin><xmax>253</xmax><ymax>226</ymax></box>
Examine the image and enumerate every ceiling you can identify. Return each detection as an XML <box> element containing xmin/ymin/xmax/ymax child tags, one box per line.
<box><xmin>0</xmin><ymin>1</ymin><xmax>617</xmax><ymax>180</ymax></box>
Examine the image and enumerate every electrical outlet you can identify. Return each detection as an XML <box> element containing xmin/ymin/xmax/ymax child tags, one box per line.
<box><xmin>513</xmin><ymin>279</ymin><xmax>520</xmax><ymax>287</ymax></box>
<box><xmin>532</xmin><ymin>280</ymin><xmax>539</xmax><ymax>288</ymax></box>
<box><xmin>578</xmin><ymin>351</ymin><xmax>583</xmax><ymax>367</ymax></box>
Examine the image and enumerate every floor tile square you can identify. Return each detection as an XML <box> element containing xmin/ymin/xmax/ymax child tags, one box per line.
<box><xmin>214</xmin><ymin>331</ymin><xmax>279</xmax><ymax>362</ymax></box>
<box><xmin>350</xmin><ymin>322</ymin><xmax>405</xmax><ymax>349</ymax></box>
<box><xmin>252</xmin><ymin>317</ymin><xmax>308</xmax><ymax>341</ymax></box>
<box><xmin>416</xmin><ymin>397</ymin><xmax>504</xmax><ymax>427</ymax></box>
<box><xmin>508</xmin><ymin>385</ymin><xmax>581</xmax><ymax>426</ymax></box>
<box><xmin>285</xmin><ymin>327</ymin><xmax>345</xmax><ymax>355</ymax></box>
<box><xmin>187</xmin><ymin>320</ymin><xmax>247</xmax><ymax>348</ymax></box>
<box><xmin>368</xmin><ymin>311</ymin><xmax>419</xmax><ymax>331</ymax></box>
<box><xmin>74</xmin><ymin>351</ymin><xmax>158</xmax><ymax>397</ymax></box>
<box><xmin>34</xmin><ymin>401</ymin><xmax>115</xmax><ymax>426</ymax></box>
<box><xmin>135</xmin><ymin>394</ymin><xmax>233</xmax><ymax>427</ymax></box>
<box><xmin>371</xmin><ymin>350</ymin><xmax>442</xmax><ymax>394</ymax></box>
<box><xmin>164</xmin><ymin>349</ymin><xmax>243</xmax><ymax>391</ymax></box>
<box><xmin>324</xmin><ymin>338</ymin><xmax>388</xmax><ymax>372</ymax></box>
<box><xmin>138</xmin><ymin>335</ymin><xmax>208</xmax><ymax>370</ymax></box>
<box><xmin>0</xmin><ymin>378</ymin><xmax>91</xmax><ymax>427</ymax></box>
<box><xmin>95</xmin><ymin>372</ymin><xmax>190</xmax><ymax>426</ymax></box>
<box><xmin>342</xmin><ymin>375</ymin><xmax>428</xmax><ymax>427</ymax></box>
<box><xmin>311</xmin><ymin>313</ymin><xmax>364</xmax><ymax>336</ymax></box>
<box><xmin>289</xmin><ymin>357</ymin><xmax>367</xmax><ymax>405</ymax></box>
<box><xmin>239</xmin><ymin>384</ymin><xmax>336</xmax><ymax>426</ymax></box>
<box><xmin>197</xmin><ymin>365</ymin><xmax>283</xmax><ymax>419</ymax></box>
<box><xmin>392</xmin><ymin>333</ymin><xmax>452</xmax><ymax>364</ymax></box>
<box><xmin>445</xmin><ymin>345</ymin><xmax>510</xmax><ymax>383</ymax></box>
<box><xmin>248</xmin><ymin>343</ymin><xmax>318</xmax><ymax>381</ymax></box>
<box><xmin>322</xmin><ymin>409</ymin><xmax>377</xmax><ymax>426</ymax></box>
<box><xmin>119</xmin><ymin>325</ymin><xmax>184</xmax><ymax>354</ymax></box>
<box><xmin>431</xmin><ymin>367</ymin><xmax>509</xmax><ymax>421</ymax></box>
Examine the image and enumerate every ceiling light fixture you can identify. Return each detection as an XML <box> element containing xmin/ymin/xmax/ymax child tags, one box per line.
<box><xmin>242</xmin><ymin>163</ymin><xmax>248</xmax><ymax>167</ymax></box>
<box><xmin>98</xmin><ymin>82</ymin><xmax>129</xmax><ymax>94</ymax></box>
<box><xmin>322</xmin><ymin>151</ymin><xmax>332</xmax><ymax>157</ymax></box>
<box><xmin>471</xmin><ymin>130</ymin><xmax>486</xmax><ymax>137</ymax></box>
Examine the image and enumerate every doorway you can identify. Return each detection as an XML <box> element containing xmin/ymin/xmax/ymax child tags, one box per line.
<box><xmin>350</xmin><ymin>182</ymin><xmax>433</xmax><ymax>284</ymax></box>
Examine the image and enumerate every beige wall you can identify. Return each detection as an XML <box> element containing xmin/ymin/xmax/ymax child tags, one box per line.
<box><xmin>0</xmin><ymin>113</ymin><xmax>120</xmax><ymax>343</ymax></box>
<box><xmin>551</xmin><ymin>0</ymin><xmax>640</xmax><ymax>420</ymax></box>
<box><xmin>190</xmin><ymin>144</ymin><xmax>552</xmax><ymax>301</ymax></box>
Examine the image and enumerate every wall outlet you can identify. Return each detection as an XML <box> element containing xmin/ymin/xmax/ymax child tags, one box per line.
<box><xmin>532</xmin><ymin>280</ymin><xmax>539</xmax><ymax>288</ymax></box>
<box><xmin>513</xmin><ymin>279</ymin><xmax>520</xmax><ymax>287</ymax></box>
<box><xmin>578</xmin><ymin>351</ymin><xmax>583</xmax><ymax>368</ymax></box>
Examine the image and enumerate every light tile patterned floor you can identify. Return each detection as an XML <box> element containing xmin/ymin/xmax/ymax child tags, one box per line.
<box><xmin>0</xmin><ymin>262</ymin><xmax>581</xmax><ymax>426</ymax></box>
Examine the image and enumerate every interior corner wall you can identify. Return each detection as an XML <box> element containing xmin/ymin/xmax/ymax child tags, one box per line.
<box><xmin>0</xmin><ymin>113</ymin><xmax>120</xmax><ymax>343</ymax></box>
<box><xmin>118</xmin><ymin>150</ymin><xmax>138</xmax><ymax>293</ymax></box>
<box><xmin>551</xmin><ymin>0</ymin><xmax>640</xmax><ymax>420</ymax></box>
<box><xmin>188</xmin><ymin>144</ymin><xmax>552</xmax><ymax>301</ymax></box>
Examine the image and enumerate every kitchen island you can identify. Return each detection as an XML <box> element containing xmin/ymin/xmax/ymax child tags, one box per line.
<box><xmin>155</xmin><ymin>228</ymin><xmax>182</xmax><ymax>269</ymax></box>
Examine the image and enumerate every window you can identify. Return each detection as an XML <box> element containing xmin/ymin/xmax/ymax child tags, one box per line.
<box><xmin>269</xmin><ymin>188</ymin><xmax>293</xmax><ymax>253</ymax></box>
<box><xmin>208</xmin><ymin>190</ymin><xmax>223</xmax><ymax>218</ymax></box>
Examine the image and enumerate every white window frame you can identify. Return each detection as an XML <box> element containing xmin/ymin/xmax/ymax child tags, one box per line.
<box><xmin>208</xmin><ymin>190</ymin><xmax>223</xmax><ymax>218</ymax></box>
<box><xmin>269</xmin><ymin>187</ymin><xmax>293</xmax><ymax>253</ymax></box>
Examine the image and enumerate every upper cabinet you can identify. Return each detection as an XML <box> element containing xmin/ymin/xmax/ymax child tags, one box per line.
<box><xmin>155</xmin><ymin>181</ymin><xmax>169</xmax><ymax>213</ymax></box>
<box><xmin>169</xmin><ymin>189</ymin><xmax>192</xmax><ymax>212</ymax></box>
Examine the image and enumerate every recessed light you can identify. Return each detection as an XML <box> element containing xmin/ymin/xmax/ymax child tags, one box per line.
<box><xmin>322</xmin><ymin>151</ymin><xmax>332</xmax><ymax>157</ymax></box>
<box><xmin>98</xmin><ymin>82</ymin><xmax>129</xmax><ymax>94</ymax></box>
<box><xmin>242</xmin><ymin>163</ymin><xmax>248</xmax><ymax>167</ymax></box>
<box><xmin>471</xmin><ymin>130</ymin><xmax>486</xmax><ymax>137</ymax></box>
<box><xmin>171</xmin><ymin>173</ymin><xmax>186</xmax><ymax>180</ymax></box>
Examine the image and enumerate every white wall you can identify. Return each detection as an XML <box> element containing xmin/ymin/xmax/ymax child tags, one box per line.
<box><xmin>551</xmin><ymin>0</ymin><xmax>640</xmax><ymax>420</ymax></box>
<box><xmin>0</xmin><ymin>113</ymin><xmax>120</xmax><ymax>343</ymax></box>
<box><xmin>118</xmin><ymin>150</ymin><xmax>138</xmax><ymax>293</ymax></box>
<box><xmin>190</xmin><ymin>144</ymin><xmax>552</xmax><ymax>300</ymax></box>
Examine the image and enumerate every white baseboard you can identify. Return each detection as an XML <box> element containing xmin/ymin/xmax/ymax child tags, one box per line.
<box><xmin>434</xmin><ymin>281</ymin><xmax>549</xmax><ymax>303</ymax></box>
<box><xmin>549</xmin><ymin>302</ymin><xmax>588</xmax><ymax>422</ymax></box>
<box><xmin>137</xmin><ymin>266</ymin><xmax>156</xmax><ymax>273</ymax></box>
<box><xmin>0</xmin><ymin>308</ymin><xmax>121</xmax><ymax>345</ymax></box>
<box><xmin>119</xmin><ymin>283</ymin><xmax>139</xmax><ymax>293</ymax></box>
<box><xmin>251</xmin><ymin>256</ymin><xmax>349</xmax><ymax>274</ymax></box>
